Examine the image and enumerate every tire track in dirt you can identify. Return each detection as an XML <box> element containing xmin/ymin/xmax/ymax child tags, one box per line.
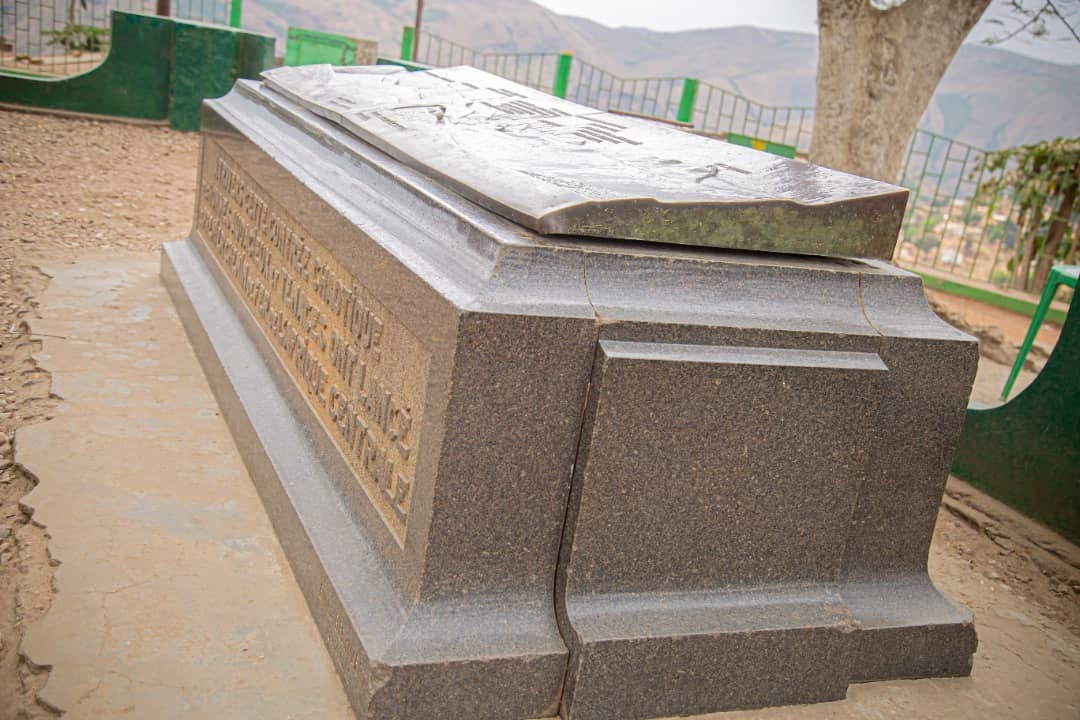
<box><xmin>1</xmin><ymin>107</ymin><xmax>198</xmax><ymax>715</ymax></box>
<box><xmin>0</xmin><ymin>261</ymin><xmax>60</xmax><ymax>720</ymax></box>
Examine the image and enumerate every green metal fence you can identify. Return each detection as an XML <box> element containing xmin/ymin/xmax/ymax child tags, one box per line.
<box><xmin>415</xmin><ymin>30</ymin><xmax>814</xmax><ymax>153</ymax></box>
<box><xmin>413</xmin><ymin>30</ymin><xmax>564</xmax><ymax>95</ymax></box>
<box><xmin>563</xmin><ymin>58</ymin><xmax>683</xmax><ymax>120</ymax></box>
<box><xmin>692</xmin><ymin>81</ymin><xmax>813</xmax><ymax>153</ymax></box>
<box><xmin>0</xmin><ymin>0</ymin><xmax>235</xmax><ymax>77</ymax></box>
<box><xmin>895</xmin><ymin>131</ymin><xmax>1017</xmax><ymax>285</ymax></box>
<box><xmin>897</xmin><ymin>130</ymin><xmax>1079</xmax><ymax>292</ymax></box>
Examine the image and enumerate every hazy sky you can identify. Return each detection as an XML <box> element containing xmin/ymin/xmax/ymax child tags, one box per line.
<box><xmin>531</xmin><ymin>0</ymin><xmax>1080</xmax><ymax>65</ymax></box>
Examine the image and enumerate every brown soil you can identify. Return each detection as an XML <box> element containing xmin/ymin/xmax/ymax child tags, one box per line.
<box><xmin>0</xmin><ymin>108</ymin><xmax>197</xmax><ymax>717</ymax></box>
<box><xmin>926</xmin><ymin>288</ymin><xmax>1061</xmax><ymax>371</ymax></box>
<box><xmin>927</xmin><ymin>288</ymin><xmax>1063</xmax><ymax>349</ymax></box>
<box><xmin>0</xmin><ymin>107</ymin><xmax>1077</xmax><ymax>716</ymax></box>
<box><xmin>939</xmin><ymin>480</ymin><xmax>1080</xmax><ymax>636</ymax></box>
<box><xmin>0</xmin><ymin>51</ymin><xmax>107</xmax><ymax>79</ymax></box>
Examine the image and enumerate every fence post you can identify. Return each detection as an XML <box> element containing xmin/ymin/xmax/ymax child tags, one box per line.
<box><xmin>553</xmin><ymin>52</ymin><xmax>573</xmax><ymax>99</ymax></box>
<box><xmin>677</xmin><ymin>78</ymin><xmax>699</xmax><ymax>125</ymax></box>
<box><xmin>401</xmin><ymin>26</ymin><xmax>416</xmax><ymax>61</ymax></box>
<box><xmin>155</xmin><ymin>0</ymin><xmax>171</xmax><ymax>17</ymax></box>
<box><xmin>230</xmin><ymin>0</ymin><xmax>243</xmax><ymax>28</ymax></box>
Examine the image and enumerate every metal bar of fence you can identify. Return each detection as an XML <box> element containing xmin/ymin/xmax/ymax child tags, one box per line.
<box><xmin>943</xmin><ymin>144</ymin><xmax>973</xmax><ymax>273</ymax></box>
<box><xmin>991</xmin><ymin>184</ymin><xmax>1023</xmax><ymax>289</ymax></box>
<box><xmin>926</xmin><ymin>144</ymin><xmax>955</xmax><ymax>270</ymax></box>
<box><xmin>953</xmin><ymin>147</ymin><xmax>989</xmax><ymax>278</ymax></box>
<box><xmin>911</xmin><ymin>135</ymin><xmax>939</xmax><ymax>256</ymax></box>
<box><xmin>553</xmin><ymin>53</ymin><xmax>571</xmax><ymax>98</ymax></box>
<box><xmin>677</xmin><ymin>78</ymin><xmax>698</xmax><ymax>125</ymax></box>
<box><xmin>974</xmin><ymin>165</ymin><xmax>1018</xmax><ymax>283</ymax></box>
<box><xmin>696</xmin><ymin>84</ymin><xmax>713</xmax><ymax>132</ymax></box>
<box><xmin>898</xmin><ymin>132</ymin><xmax>923</xmax><ymax>258</ymax></box>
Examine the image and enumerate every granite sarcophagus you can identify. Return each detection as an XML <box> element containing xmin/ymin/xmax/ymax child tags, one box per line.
<box><xmin>162</xmin><ymin>65</ymin><xmax>978</xmax><ymax>720</ymax></box>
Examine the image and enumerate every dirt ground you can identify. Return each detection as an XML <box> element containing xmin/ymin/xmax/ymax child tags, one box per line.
<box><xmin>0</xmin><ymin>110</ymin><xmax>198</xmax><ymax>719</ymax></box>
<box><xmin>0</xmin><ymin>108</ymin><xmax>1077</xmax><ymax>718</ymax></box>
<box><xmin>926</xmin><ymin>289</ymin><xmax>1063</xmax><ymax>351</ymax></box>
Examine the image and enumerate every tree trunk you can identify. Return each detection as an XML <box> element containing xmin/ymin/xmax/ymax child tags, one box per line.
<box><xmin>811</xmin><ymin>0</ymin><xmax>990</xmax><ymax>182</ymax></box>
<box><xmin>1065</xmin><ymin>217</ymin><xmax>1080</xmax><ymax>265</ymax></box>
<box><xmin>1011</xmin><ymin>203</ymin><xmax>1030</xmax><ymax>287</ymax></box>
<box><xmin>1016</xmin><ymin>203</ymin><xmax>1045</xmax><ymax>292</ymax></box>
<box><xmin>1031</xmin><ymin>163</ymin><xmax>1080</xmax><ymax>293</ymax></box>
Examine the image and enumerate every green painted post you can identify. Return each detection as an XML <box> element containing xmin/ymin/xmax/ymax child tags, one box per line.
<box><xmin>1001</xmin><ymin>266</ymin><xmax>1078</xmax><ymax>400</ymax></box>
<box><xmin>552</xmin><ymin>52</ymin><xmax>572</xmax><ymax>99</ymax></box>
<box><xmin>727</xmin><ymin>133</ymin><xmax>798</xmax><ymax>159</ymax></box>
<box><xmin>229</xmin><ymin>0</ymin><xmax>243</xmax><ymax>28</ymax></box>
<box><xmin>401</xmin><ymin>26</ymin><xmax>416</xmax><ymax>61</ymax></box>
<box><xmin>677</xmin><ymin>77</ymin><xmax>699</xmax><ymax>125</ymax></box>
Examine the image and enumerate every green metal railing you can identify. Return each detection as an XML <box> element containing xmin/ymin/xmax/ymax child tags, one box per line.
<box><xmin>564</xmin><ymin>58</ymin><xmax>683</xmax><ymax>120</ymax></box>
<box><xmin>412</xmin><ymin>30</ymin><xmax>565</xmax><ymax>95</ymax></box>
<box><xmin>692</xmin><ymin>82</ymin><xmax>813</xmax><ymax>153</ymax></box>
<box><xmin>413</xmin><ymin>30</ymin><xmax>812</xmax><ymax>153</ymax></box>
<box><xmin>896</xmin><ymin>130</ymin><xmax>1079</xmax><ymax>291</ymax></box>
<box><xmin>0</xmin><ymin>0</ymin><xmax>239</xmax><ymax>78</ymax></box>
<box><xmin>895</xmin><ymin>131</ymin><xmax>1013</xmax><ymax>284</ymax></box>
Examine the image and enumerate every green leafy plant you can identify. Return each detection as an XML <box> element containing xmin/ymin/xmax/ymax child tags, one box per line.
<box><xmin>972</xmin><ymin>136</ymin><xmax>1080</xmax><ymax>292</ymax></box>
<box><xmin>44</xmin><ymin>24</ymin><xmax>109</xmax><ymax>53</ymax></box>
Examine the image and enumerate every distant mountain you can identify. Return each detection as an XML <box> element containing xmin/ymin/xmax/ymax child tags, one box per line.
<box><xmin>244</xmin><ymin>0</ymin><xmax>1080</xmax><ymax>151</ymax></box>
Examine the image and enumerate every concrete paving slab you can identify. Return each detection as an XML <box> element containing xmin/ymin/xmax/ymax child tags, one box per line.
<box><xmin>16</xmin><ymin>250</ymin><xmax>352</xmax><ymax>720</ymax></box>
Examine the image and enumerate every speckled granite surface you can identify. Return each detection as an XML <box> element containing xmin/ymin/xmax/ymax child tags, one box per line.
<box><xmin>160</xmin><ymin>75</ymin><xmax>978</xmax><ymax>720</ymax></box>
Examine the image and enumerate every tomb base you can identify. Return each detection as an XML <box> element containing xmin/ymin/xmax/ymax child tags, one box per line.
<box><xmin>163</xmin><ymin>69</ymin><xmax>979</xmax><ymax>720</ymax></box>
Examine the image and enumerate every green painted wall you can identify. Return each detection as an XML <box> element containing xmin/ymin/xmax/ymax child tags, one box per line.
<box><xmin>952</xmin><ymin>303</ymin><xmax>1080</xmax><ymax>544</ymax></box>
<box><xmin>284</xmin><ymin>27</ymin><xmax>358</xmax><ymax>66</ymax></box>
<box><xmin>0</xmin><ymin>11</ymin><xmax>273</xmax><ymax>131</ymax></box>
<box><xmin>168</xmin><ymin>18</ymin><xmax>273</xmax><ymax>131</ymax></box>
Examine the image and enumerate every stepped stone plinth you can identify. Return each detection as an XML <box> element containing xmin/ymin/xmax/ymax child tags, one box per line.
<box><xmin>162</xmin><ymin>65</ymin><xmax>977</xmax><ymax>720</ymax></box>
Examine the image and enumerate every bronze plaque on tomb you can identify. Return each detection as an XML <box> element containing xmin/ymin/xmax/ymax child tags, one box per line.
<box><xmin>261</xmin><ymin>64</ymin><xmax>907</xmax><ymax>260</ymax></box>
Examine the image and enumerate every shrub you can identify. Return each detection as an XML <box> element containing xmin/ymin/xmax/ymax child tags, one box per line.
<box><xmin>44</xmin><ymin>24</ymin><xmax>109</xmax><ymax>53</ymax></box>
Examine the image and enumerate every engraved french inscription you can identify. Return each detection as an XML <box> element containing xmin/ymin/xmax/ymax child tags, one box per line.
<box><xmin>195</xmin><ymin>139</ymin><xmax>428</xmax><ymax>543</ymax></box>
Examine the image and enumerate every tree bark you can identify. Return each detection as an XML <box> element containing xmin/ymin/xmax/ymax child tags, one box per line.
<box><xmin>1016</xmin><ymin>203</ymin><xmax>1045</xmax><ymax>291</ymax></box>
<box><xmin>1011</xmin><ymin>203</ymin><xmax>1030</xmax><ymax>286</ymax></box>
<box><xmin>811</xmin><ymin>0</ymin><xmax>990</xmax><ymax>182</ymax></box>
<box><xmin>1031</xmin><ymin>163</ymin><xmax>1080</xmax><ymax>292</ymax></box>
<box><xmin>1065</xmin><ymin>216</ymin><xmax>1080</xmax><ymax>264</ymax></box>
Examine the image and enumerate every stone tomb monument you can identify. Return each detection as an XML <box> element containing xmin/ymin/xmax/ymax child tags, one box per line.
<box><xmin>162</xmin><ymin>65</ymin><xmax>978</xmax><ymax>720</ymax></box>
